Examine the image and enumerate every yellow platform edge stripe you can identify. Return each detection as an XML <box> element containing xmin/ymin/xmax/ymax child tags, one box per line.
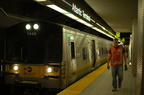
<box><xmin>57</xmin><ymin>63</ymin><xmax>107</xmax><ymax>95</ymax></box>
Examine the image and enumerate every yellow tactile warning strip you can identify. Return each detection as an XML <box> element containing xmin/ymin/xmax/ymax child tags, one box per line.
<box><xmin>57</xmin><ymin>63</ymin><xmax>107</xmax><ymax>95</ymax></box>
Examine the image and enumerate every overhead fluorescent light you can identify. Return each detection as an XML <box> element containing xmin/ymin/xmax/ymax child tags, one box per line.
<box><xmin>64</xmin><ymin>13</ymin><xmax>79</xmax><ymax>19</ymax></box>
<box><xmin>93</xmin><ymin>27</ymin><xmax>115</xmax><ymax>39</ymax></box>
<box><xmin>77</xmin><ymin>19</ymin><xmax>86</xmax><ymax>24</ymax></box>
<box><xmin>47</xmin><ymin>4</ymin><xmax>93</xmax><ymax>27</ymax></box>
<box><xmin>96</xmin><ymin>23</ymin><xmax>107</xmax><ymax>31</ymax></box>
<box><xmin>47</xmin><ymin>5</ymin><xmax>67</xmax><ymax>13</ymax></box>
<box><xmin>77</xmin><ymin>19</ymin><xmax>93</xmax><ymax>27</ymax></box>
<box><xmin>85</xmin><ymin>23</ymin><xmax>93</xmax><ymax>27</ymax></box>
<box><xmin>93</xmin><ymin>27</ymin><xmax>107</xmax><ymax>35</ymax></box>
<box><xmin>35</xmin><ymin>0</ymin><xmax>46</xmax><ymax>2</ymax></box>
<box><xmin>47</xmin><ymin>4</ymin><xmax>114</xmax><ymax>39</ymax></box>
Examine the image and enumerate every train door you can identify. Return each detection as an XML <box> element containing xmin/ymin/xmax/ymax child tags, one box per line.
<box><xmin>91</xmin><ymin>40</ymin><xmax>96</xmax><ymax>68</ymax></box>
<box><xmin>66</xmin><ymin>41</ymin><xmax>77</xmax><ymax>84</ymax></box>
<box><xmin>68</xmin><ymin>42</ymin><xmax>77</xmax><ymax>73</ymax></box>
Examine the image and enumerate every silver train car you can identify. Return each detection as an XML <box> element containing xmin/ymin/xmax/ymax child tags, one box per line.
<box><xmin>4</xmin><ymin>21</ymin><xmax>112</xmax><ymax>89</ymax></box>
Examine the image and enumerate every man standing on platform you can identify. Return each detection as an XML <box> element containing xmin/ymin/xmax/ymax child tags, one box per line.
<box><xmin>107</xmin><ymin>39</ymin><xmax>128</xmax><ymax>92</ymax></box>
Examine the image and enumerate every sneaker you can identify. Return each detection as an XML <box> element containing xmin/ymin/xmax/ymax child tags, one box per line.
<box><xmin>118</xmin><ymin>84</ymin><xmax>121</xmax><ymax>88</ymax></box>
<box><xmin>112</xmin><ymin>88</ymin><xmax>117</xmax><ymax>92</ymax></box>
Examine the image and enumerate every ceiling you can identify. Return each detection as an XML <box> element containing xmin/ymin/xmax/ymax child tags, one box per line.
<box><xmin>84</xmin><ymin>0</ymin><xmax>138</xmax><ymax>33</ymax></box>
<box><xmin>0</xmin><ymin>0</ymin><xmax>138</xmax><ymax>44</ymax></box>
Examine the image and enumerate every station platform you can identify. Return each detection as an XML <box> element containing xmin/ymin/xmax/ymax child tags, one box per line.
<box><xmin>57</xmin><ymin>63</ymin><xmax>136</xmax><ymax>95</ymax></box>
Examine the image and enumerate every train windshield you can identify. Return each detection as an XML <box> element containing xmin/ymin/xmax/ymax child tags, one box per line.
<box><xmin>6</xmin><ymin>36</ymin><xmax>62</xmax><ymax>63</ymax></box>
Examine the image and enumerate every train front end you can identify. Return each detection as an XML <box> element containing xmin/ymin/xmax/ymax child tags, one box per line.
<box><xmin>4</xmin><ymin>21</ymin><xmax>64</xmax><ymax>89</ymax></box>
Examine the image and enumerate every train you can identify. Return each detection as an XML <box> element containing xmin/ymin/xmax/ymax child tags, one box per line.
<box><xmin>3</xmin><ymin>21</ymin><xmax>112</xmax><ymax>90</ymax></box>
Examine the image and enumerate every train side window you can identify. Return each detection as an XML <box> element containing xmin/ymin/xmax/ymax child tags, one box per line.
<box><xmin>82</xmin><ymin>48</ymin><xmax>87</xmax><ymax>60</ymax></box>
<box><xmin>71</xmin><ymin>42</ymin><xmax>75</xmax><ymax>59</ymax></box>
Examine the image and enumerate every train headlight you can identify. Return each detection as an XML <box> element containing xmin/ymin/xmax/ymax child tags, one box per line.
<box><xmin>6</xmin><ymin>64</ymin><xmax>20</xmax><ymax>74</ymax></box>
<box><xmin>47</xmin><ymin>67</ymin><xmax>52</xmax><ymax>73</ymax></box>
<box><xmin>33</xmin><ymin>24</ymin><xmax>39</xmax><ymax>30</ymax></box>
<box><xmin>44</xmin><ymin>66</ymin><xmax>60</xmax><ymax>77</ymax></box>
<box><xmin>14</xmin><ymin>65</ymin><xmax>18</xmax><ymax>70</ymax></box>
<box><xmin>25</xmin><ymin>24</ymin><xmax>31</xmax><ymax>30</ymax></box>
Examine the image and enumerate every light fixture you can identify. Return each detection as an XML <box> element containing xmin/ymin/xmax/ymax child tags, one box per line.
<box><xmin>85</xmin><ymin>23</ymin><xmax>93</xmax><ymax>27</ymax></box>
<box><xmin>77</xmin><ymin>19</ymin><xmax>86</xmax><ymax>24</ymax></box>
<box><xmin>35</xmin><ymin>0</ymin><xmax>46</xmax><ymax>2</ymax></box>
<box><xmin>47</xmin><ymin>4</ymin><xmax>115</xmax><ymax>39</ymax></box>
<box><xmin>64</xmin><ymin>13</ymin><xmax>79</xmax><ymax>19</ymax></box>
<box><xmin>93</xmin><ymin>27</ymin><xmax>115</xmax><ymax>39</ymax></box>
<box><xmin>47</xmin><ymin>67</ymin><xmax>52</xmax><ymax>73</ymax></box>
<box><xmin>33</xmin><ymin>24</ymin><xmax>39</xmax><ymax>30</ymax></box>
<box><xmin>47</xmin><ymin>5</ymin><xmax>67</xmax><ymax>13</ymax></box>
<box><xmin>14</xmin><ymin>65</ymin><xmax>18</xmax><ymax>70</ymax></box>
<box><xmin>25</xmin><ymin>24</ymin><xmax>31</xmax><ymax>30</ymax></box>
<box><xmin>77</xmin><ymin>19</ymin><xmax>93</xmax><ymax>27</ymax></box>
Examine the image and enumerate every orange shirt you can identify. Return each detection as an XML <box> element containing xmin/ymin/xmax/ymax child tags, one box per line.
<box><xmin>108</xmin><ymin>46</ymin><xmax>125</xmax><ymax>66</ymax></box>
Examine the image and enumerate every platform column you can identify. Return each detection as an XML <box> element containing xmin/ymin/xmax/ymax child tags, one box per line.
<box><xmin>131</xmin><ymin>18</ymin><xmax>138</xmax><ymax>77</ymax></box>
<box><xmin>137</xmin><ymin>0</ymin><xmax>144</xmax><ymax>95</ymax></box>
